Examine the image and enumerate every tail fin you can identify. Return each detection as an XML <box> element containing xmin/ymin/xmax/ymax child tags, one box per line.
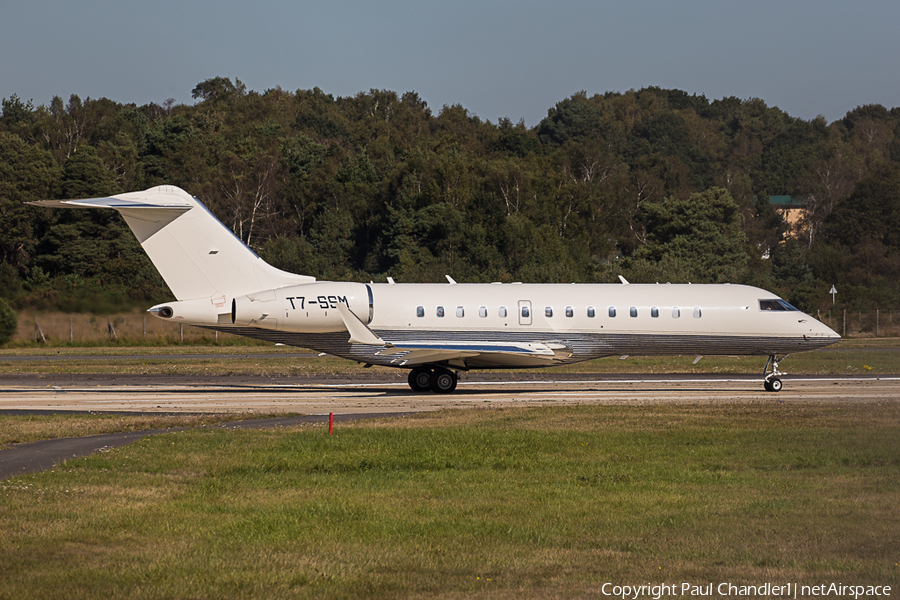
<box><xmin>31</xmin><ymin>185</ymin><xmax>314</xmax><ymax>300</ymax></box>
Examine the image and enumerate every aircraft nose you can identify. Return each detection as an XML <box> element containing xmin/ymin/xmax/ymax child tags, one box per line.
<box><xmin>803</xmin><ymin>316</ymin><xmax>841</xmax><ymax>346</ymax></box>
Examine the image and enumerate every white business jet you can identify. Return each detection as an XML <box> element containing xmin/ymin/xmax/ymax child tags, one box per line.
<box><xmin>33</xmin><ymin>186</ymin><xmax>840</xmax><ymax>394</ymax></box>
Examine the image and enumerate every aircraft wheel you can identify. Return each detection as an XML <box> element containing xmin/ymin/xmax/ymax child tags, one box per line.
<box><xmin>764</xmin><ymin>379</ymin><xmax>773</xmax><ymax>392</ymax></box>
<box><xmin>430</xmin><ymin>368</ymin><xmax>458</xmax><ymax>394</ymax></box>
<box><xmin>768</xmin><ymin>377</ymin><xmax>783</xmax><ymax>392</ymax></box>
<box><xmin>408</xmin><ymin>367</ymin><xmax>433</xmax><ymax>392</ymax></box>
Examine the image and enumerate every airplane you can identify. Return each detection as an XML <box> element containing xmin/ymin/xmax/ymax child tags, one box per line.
<box><xmin>32</xmin><ymin>185</ymin><xmax>841</xmax><ymax>394</ymax></box>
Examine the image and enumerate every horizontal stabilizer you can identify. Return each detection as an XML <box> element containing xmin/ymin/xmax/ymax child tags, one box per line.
<box><xmin>30</xmin><ymin>194</ymin><xmax>193</xmax><ymax>211</ymax></box>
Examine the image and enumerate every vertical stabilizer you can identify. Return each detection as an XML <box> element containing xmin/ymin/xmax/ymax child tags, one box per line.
<box><xmin>30</xmin><ymin>185</ymin><xmax>314</xmax><ymax>300</ymax></box>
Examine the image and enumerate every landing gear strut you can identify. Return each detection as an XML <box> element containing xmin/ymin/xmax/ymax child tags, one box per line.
<box><xmin>763</xmin><ymin>354</ymin><xmax>787</xmax><ymax>392</ymax></box>
<box><xmin>407</xmin><ymin>366</ymin><xmax>458</xmax><ymax>394</ymax></box>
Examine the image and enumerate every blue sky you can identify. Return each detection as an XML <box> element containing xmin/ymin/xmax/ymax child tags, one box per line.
<box><xmin>3</xmin><ymin>0</ymin><xmax>899</xmax><ymax>126</ymax></box>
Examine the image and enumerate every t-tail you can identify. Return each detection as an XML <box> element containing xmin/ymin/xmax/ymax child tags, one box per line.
<box><xmin>31</xmin><ymin>185</ymin><xmax>314</xmax><ymax>300</ymax></box>
<box><xmin>30</xmin><ymin>185</ymin><xmax>372</xmax><ymax>335</ymax></box>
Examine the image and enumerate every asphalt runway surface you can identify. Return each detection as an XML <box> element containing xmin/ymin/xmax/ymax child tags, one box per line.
<box><xmin>2</xmin><ymin>374</ymin><xmax>898</xmax><ymax>480</ymax></box>
<box><xmin>2</xmin><ymin>373</ymin><xmax>898</xmax><ymax>413</ymax></box>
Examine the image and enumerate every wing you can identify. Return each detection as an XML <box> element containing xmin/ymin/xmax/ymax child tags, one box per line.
<box><xmin>336</xmin><ymin>302</ymin><xmax>571</xmax><ymax>368</ymax></box>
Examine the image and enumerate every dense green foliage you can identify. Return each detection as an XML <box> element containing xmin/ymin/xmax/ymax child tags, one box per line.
<box><xmin>0</xmin><ymin>298</ymin><xmax>16</xmax><ymax>344</ymax></box>
<box><xmin>2</xmin><ymin>82</ymin><xmax>899</xmax><ymax>314</ymax></box>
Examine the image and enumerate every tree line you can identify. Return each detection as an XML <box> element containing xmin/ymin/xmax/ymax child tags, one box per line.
<box><xmin>1</xmin><ymin>78</ymin><xmax>899</xmax><ymax>315</ymax></box>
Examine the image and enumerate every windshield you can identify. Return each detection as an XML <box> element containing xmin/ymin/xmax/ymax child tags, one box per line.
<box><xmin>759</xmin><ymin>299</ymin><xmax>800</xmax><ymax>311</ymax></box>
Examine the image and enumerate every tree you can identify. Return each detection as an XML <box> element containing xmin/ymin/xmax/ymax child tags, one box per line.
<box><xmin>191</xmin><ymin>77</ymin><xmax>247</xmax><ymax>103</ymax></box>
<box><xmin>0</xmin><ymin>133</ymin><xmax>59</xmax><ymax>269</ymax></box>
<box><xmin>60</xmin><ymin>146</ymin><xmax>120</xmax><ymax>198</ymax></box>
<box><xmin>745</xmin><ymin>192</ymin><xmax>785</xmax><ymax>258</ymax></box>
<box><xmin>770</xmin><ymin>239</ymin><xmax>821</xmax><ymax>310</ymax></box>
<box><xmin>823</xmin><ymin>163</ymin><xmax>900</xmax><ymax>251</ymax></box>
<box><xmin>1</xmin><ymin>94</ymin><xmax>35</xmax><ymax>128</ymax></box>
<box><xmin>0</xmin><ymin>298</ymin><xmax>16</xmax><ymax>345</ymax></box>
<box><xmin>634</xmin><ymin>187</ymin><xmax>748</xmax><ymax>282</ymax></box>
<box><xmin>536</xmin><ymin>93</ymin><xmax>605</xmax><ymax>146</ymax></box>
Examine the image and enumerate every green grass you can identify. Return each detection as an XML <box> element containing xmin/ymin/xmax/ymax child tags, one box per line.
<box><xmin>1</xmin><ymin>404</ymin><xmax>898</xmax><ymax>599</ymax></box>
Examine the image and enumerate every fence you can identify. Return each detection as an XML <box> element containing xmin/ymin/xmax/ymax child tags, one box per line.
<box><xmin>12</xmin><ymin>309</ymin><xmax>900</xmax><ymax>346</ymax></box>
<box><xmin>16</xmin><ymin>311</ymin><xmax>249</xmax><ymax>346</ymax></box>
<box><xmin>817</xmin><ymin>309</ymin><xmax>900</xmax><ymax>338</ymax></box>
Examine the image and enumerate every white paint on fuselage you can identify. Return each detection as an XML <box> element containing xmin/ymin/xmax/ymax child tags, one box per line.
<box><xmin>367</xmin><ymin>282</ymin><xmax>837</xmax><ymax>344</ymax></box>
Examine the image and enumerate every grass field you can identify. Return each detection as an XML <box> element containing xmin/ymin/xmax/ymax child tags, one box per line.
<box><xmin>1</xmin><ymin>404</ymin><xmax>898</xmax><ymax>599</ymax></box>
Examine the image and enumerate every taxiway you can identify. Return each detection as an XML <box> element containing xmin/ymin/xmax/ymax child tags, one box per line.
<box><xmin>2</xmin><ymin>376</ymin><xmax>897</xmax><ymax>415</ymax></box>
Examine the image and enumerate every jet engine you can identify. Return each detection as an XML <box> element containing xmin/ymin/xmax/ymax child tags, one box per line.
<box><xmin>231</xmin><ymin>282</ymin><xmax>373</xmax><ymax>333</ymax></box>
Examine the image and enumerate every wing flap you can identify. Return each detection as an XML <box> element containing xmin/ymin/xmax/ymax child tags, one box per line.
<box><xmin>375</xmin><ymin>341</ymin><xmax>572</xmax><ymax>366</ymax></box>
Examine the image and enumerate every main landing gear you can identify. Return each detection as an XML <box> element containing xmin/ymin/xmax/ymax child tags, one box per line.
<box><xmin>763</xmin><ymin>354</ymin><xmax>787</xmax><ymax>392</ymax></box>
<box><xmin>407</xmin><ymin>366</ymin><xmax>458</xmax><ymax>394</ymax></box>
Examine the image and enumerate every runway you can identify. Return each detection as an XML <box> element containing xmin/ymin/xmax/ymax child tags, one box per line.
<box><xmin>2</xmin><ymin>375</ymin><xmax>898</xmax><ymax>415</ymax></box>
<box><xmin>3</xmin><ymin>375</ymin><xmax>898</xmax><ymax>480</ymax></box>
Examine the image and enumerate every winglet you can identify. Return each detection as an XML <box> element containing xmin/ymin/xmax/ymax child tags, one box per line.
<box><xmin>337</xmin><ymin>303</ymin><xmax>384</xmax><ymax>345</ymax></box>
<box><xmin>618</xmin><ymin>275</ymin><xmax>630</xmax><ymax>284</ymax></box>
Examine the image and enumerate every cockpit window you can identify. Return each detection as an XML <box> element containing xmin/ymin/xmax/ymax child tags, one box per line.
<box><xmin>759</xmin><ymin>299</ymin><xmax>800</xmax><ymax>311</ymax></box>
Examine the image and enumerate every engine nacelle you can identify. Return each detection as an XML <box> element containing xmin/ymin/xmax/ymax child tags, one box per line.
<box><xmin>148</xmin><ymin>297</ymin><xmax>230</xmax><ymax>326</ymax></box>
<box><xmin>232</xmin><ymin>282</ymin><xmax>372</xmax><ymax>333</ymax></box>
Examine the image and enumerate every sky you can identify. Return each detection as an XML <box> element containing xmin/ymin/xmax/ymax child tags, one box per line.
<box><xmin>2</xmin><ymin>0</ymin><xmax>899</xmax><ymax>126</ymax></box>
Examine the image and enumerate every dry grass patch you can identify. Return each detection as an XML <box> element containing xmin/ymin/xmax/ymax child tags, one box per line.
<box><xmin>0</xmin><ymin>412</ymin><xmax>281</xmax><ymax>447</ymax></box>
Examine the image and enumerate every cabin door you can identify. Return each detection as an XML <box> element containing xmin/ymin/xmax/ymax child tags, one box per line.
<box><xmin>518</xmin><ymin>300</ymin><xmax>532</xmax><ymax>326</ymax></box>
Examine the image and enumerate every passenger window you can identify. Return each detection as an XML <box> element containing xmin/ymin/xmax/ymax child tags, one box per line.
<box><xmin>456</xmin><ymin>306</ymin><xmax>465</xmax><ymax>318</ymax></box>
<box><xmin>630</xmin><ymin>307</ymin><xmax>638</xmax><ymax>318</ymax></box>
<box><xmin>693</xmin><ymin>306</ymin><xmax>702</xmax><ymax>318</ymax></box>
<box><xmin>545</xmin><ymin>307</ymin><xmax>553</xmax><ymax>318</ymax></box>
<box><xmin>416</xmin><ymin>306</ymin><xmax>424</xmax><ymax>318</ymax></box>
<box><xmin>499</xmin><ymin>306</ymin><xmax>508</xmax><ymax>318</ymax></box>
<box><xmin>608</xmin><ymin>306</ymin><xmax>617</xmax><ymax>318</ymax></box>
<box><xmin>436</xmin><ymin>306</ymin><xmax>445</xmax><ymax>318</ymax></box>
<box><xmin>651</xmin><ymin>307</ymin><xmax>659</xmax><ymax>318</ymax></box>
<box><xmin>587</xmin><ymin>306</ymin><xmax>595</xmax><ymax>318</ymax></box>
<box><xmin>521</xmin><ymin>306</ymin><xmax>530</xmax><ymax>318</ymax></box>
<box><xmin>565</xmin><ymin>306</ymin><xmax>573</xmax><ymax>317</ymax></box>
<box><xmin>479</xmin><ymin>306</ymin><xmax>487</xmax><ymax>318</ymax></box>
<box><xmin>672</xmin><ymin>307</ymin><xmax>680</xmax><ymax>318</ymax></box>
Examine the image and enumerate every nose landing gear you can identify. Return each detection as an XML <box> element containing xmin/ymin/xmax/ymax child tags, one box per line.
<box><xmin>407</xmin><ymin>366</ymin><xmax>458</xmax><ymax>394</ymax></box>
<box><xmin>763</xmin><ymin>354</ymin><xmax>788</xmax><ymax>392</ymax></box>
